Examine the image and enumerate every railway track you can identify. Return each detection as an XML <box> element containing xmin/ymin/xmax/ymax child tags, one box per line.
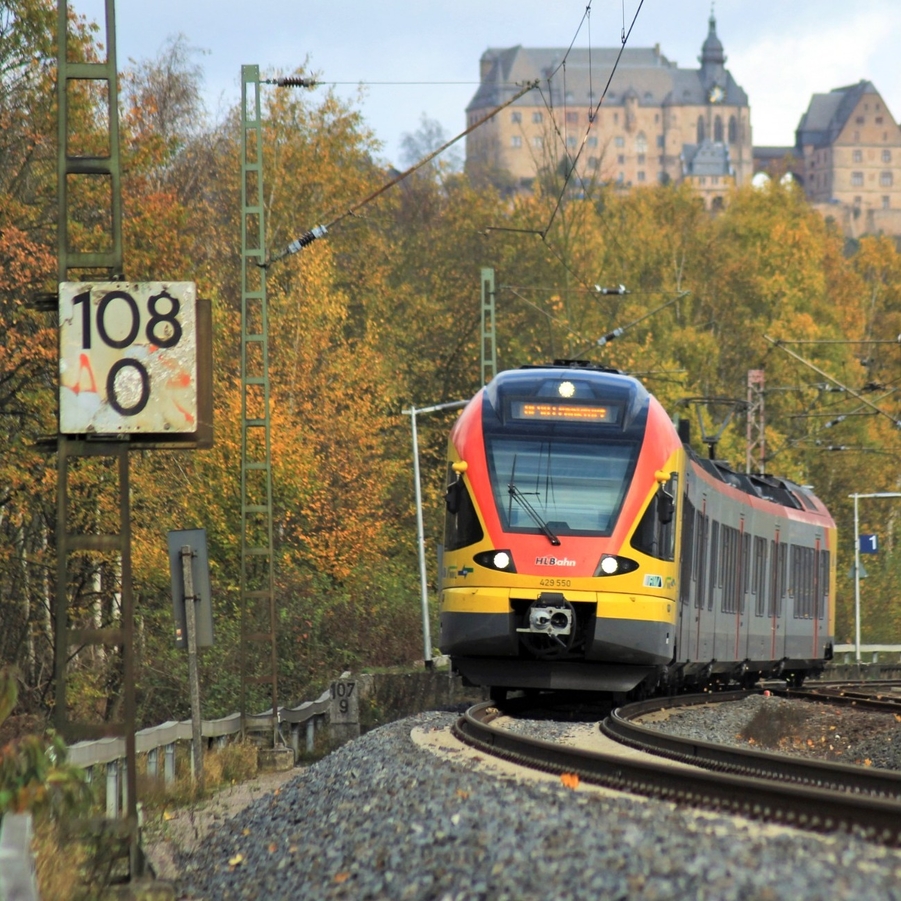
<box><xmin>452</xmin><ymin>687</ymin><xmax>901</xmax><ymax>846</ymax></box>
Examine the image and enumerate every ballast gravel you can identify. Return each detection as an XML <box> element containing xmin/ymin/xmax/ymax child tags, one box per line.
<box><xmin>176</xmin><ymin>707</ymin><xmax>901</xmax><ymax>901</ymax></box>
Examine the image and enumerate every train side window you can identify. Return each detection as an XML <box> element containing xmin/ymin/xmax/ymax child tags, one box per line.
<box><xmin>791</xmin><ymin>545</ymin><xmax>816</xmax><ymax>619</ymax></box>
<box><xmin>444</xmin><ymin>466</ymin><xmax>484</xmax><ymax>551</ymax></box>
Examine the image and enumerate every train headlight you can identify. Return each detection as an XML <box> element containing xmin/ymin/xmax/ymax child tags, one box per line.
<box><xmin>599</xmin><ymin>555</ymin><xmax>619</xmax><ymax>574</ymax></box>
<box><xmin>474</xmin><ymin>550</ymin><xmax>517</xmax><ymax>572</ymax></box>
<box><xmin>594</xmin><ymin>554</ymin><xmax>639</xmax><ymax>577</ymax></box>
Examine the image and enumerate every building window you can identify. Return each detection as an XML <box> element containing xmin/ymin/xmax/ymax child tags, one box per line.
<box><xmin>714</xmin><ymin>115</ymin><xmax>723</xmax><ymax>142</ymax></box>
<box><xmin>697</xmin><ymin>116</ymin><xmax>705</xmax><ymax>143</ymax></box>
<box><xmin>853</xmin><ymin>149</ymin><xmax>863</xmax><ymax>163</ymax></box>
<box><xmin>615</xmin><ymin>136</ymin><xmax>625</xmax><ymax>147</ymax></box>
<box><xmin>883</xmin><ymin>196</ymin><xmax>891</xmax><ymax>210</ymax></box>
<box><xmin>532</xmin><ymin>136</ymin><xmax>543</xmax><ymax>148</ymax></box>
<box><xmin>852</xmin><ymin>171</ymin><xmax>864</xmax><ymax>186</ymax></box>
<box><xmin>637</xmin><ymin>154</ymin><xmax>646</xmax><ymax>165</ymax></box>
<box><xmin>728</xmin><ymin>116</ymin><xmax>737</xmax><ymax>143</ymax></box>
<box><xmin>636</xmin><ymin>132</ymin><xmax>648</xmax><ymax>153</ymax></box>
<box><xmin>587</xmin><ymin>136</ymin><xmax>598</xmax><ymax>148</ymax></box>
<box><xmin>856</xmin><ymin>116</ymin><xmax>865</xmax><ymax>124</ymax></box>
<box><xmin>637</xmin><ymin>171</ymin><xmax>646</xmax><ymax>182</ymax></box>
<box><xmin>617</xmin><ymin>154</ymin><xmax>625</xmax><ymax>164</ymax></box>
<box><xmin>511</xmin><ymin>111</ymin><xmax>522</xmax><ymax>124</ymax></box>
<box><xmin>567</xmin><ymin>136</ymin><xmax>577</xmax><ymax>148</ymax></box>
<box><xmin>511</xmin><ymin>135</ymin><xmax>522</xmax><ymax>148</ymax></box>
<box><xmin>657</xmin><ymin>135</ymin><xmax>665</xmax><ymax>148</ymax></box>
<box><xmin>588</xmin><ymin>157</ymin><xmax>599</xmax><ymax>169</ymax></box>
<box><xmin>876</xmin><ymin>116</ymin><xmax>884</xmax><ymax>124</ymax></box>
<box><xmin>854</xmin><ymin>195</ymin><xmax>862</xmax><ymax>207</ymax></box>
<box><xmin>883</xmin><ymin>149</ymin><xmax>892</xmax><ymax>163</ymax></box>
<box><xmin>532</xmin><ymin>111</ymin><xmax>543</xmax><ymax>124</ymax></box>
<box><xmin>881</xmin><ymin>171</ymin><xmax>893</xmax><ymax>186</ymax></box>
<box><xmin>565</xmin><ymin>111</ymin><xmax>579</xmax><ymax>123</ymax></box>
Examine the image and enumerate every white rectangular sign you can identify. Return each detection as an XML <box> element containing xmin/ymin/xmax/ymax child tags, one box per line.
<box><xmin>59</xmin><ymin>281</ymin><xmax>198</xmax><ymax>435</ymax></box>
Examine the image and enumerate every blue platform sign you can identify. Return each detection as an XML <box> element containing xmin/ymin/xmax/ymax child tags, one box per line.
<box><xmin>859</xmin><ymin>533</ymin><xmax>878</xmax><ymax>554</ymax></box>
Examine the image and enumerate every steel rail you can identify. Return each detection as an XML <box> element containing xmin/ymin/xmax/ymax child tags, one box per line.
<box><xmin>453</xmin><ymin>699</ymin><xmax>901</xmax><ymax>846</ymax></box>
<box><xmin>604</xmin><ymin>691</ymin><xmax>901</xmax><ymax>799</ymax></box>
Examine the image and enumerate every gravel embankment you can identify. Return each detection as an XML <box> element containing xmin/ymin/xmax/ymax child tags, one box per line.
<box><xmin>641</xmin><ymin>692</ymin><xmax>901</xmax><ymax>770</ymax></box>
<box><xmin>176</xmin><ymin>706</ymin><xmax>901</xmax><ymax>901</ymax></box>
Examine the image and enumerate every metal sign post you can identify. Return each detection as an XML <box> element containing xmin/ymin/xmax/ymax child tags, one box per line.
<box><xmin>850</xmin><ymin>492</ymin><xmax>901</xmax><ymax>663</ymax></box>
<box><xmin>180</xmin><ymin>546</ymin><xmax>204</xmax><ymax>789</ymax></box>
<box><xmin>403</xmin><ymin>400</ymin><xmax>468</xmax><ymax>667</ymax></box>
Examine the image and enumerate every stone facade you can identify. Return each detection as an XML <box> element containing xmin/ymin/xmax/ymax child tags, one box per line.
<box><xmin>795</xmin><ymin>81</ymin><xmax>901</xmax><ymax>236</ymax></box>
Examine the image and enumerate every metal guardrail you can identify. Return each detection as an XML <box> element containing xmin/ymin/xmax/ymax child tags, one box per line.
<box><xmin>64</xmin><ymin>689</ymin><xmax>331</xmax><ymax>819</ymax></box>
<box><xmin>832</xmin><ymin>644</ymin><xmax>901</xmax><ymax>664</ymax></box>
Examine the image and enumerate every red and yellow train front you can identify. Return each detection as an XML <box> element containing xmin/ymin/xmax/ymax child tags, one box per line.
<box><xmin>439</xmin><ymin>365</ymin><xmax>685</xmax><ymax>694</ymax></box>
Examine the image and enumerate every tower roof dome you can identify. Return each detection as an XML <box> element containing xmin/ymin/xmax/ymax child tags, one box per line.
<box><xmin>700</xmin><ymin>15</ymin><xmax>725</xmax><ymax>66</ymax></box>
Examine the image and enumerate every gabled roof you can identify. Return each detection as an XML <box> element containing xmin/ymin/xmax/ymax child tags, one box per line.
<box><xmin>795</xmin><ymin>80</ymin><xmax>878</xmax><ymax>148</ymax></box>
<box><xmin>468</xmin><ymin>40</ymin><xmax>748</xmax><ymax>113</ymax></box>
<box><xmin>682</xmin><ymin>141</ymin><xmax>733</xmax><ymax>177</ymax></box>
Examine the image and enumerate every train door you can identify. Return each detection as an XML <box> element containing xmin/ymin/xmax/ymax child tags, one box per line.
<box><xmin>676</xmin><ymin>493</ymin><xmax>696</xmax><ymax>663</ymax></box>
<box><xmin>769</xmin><ymin>532</ymin><xmax>787</xmax><ymax>662</ymax></box>
<box><xmin>747</xmin><ymin>533</ymin><xmax>769</xmax><ymax>661</ymax></box>
<box><xmin>702</xmin><ymin>517</ymin><xmax>719</xmax><ymax>661</ymax></box>
<box><xmin>733</xmin><ymin>524</ymin><xmax>751</xmax><ymax>663</ymax></box>
<box><xmin>688</xmin><ymin>502</ymin><xmax>709</xmax><ymax>663</ymax></box>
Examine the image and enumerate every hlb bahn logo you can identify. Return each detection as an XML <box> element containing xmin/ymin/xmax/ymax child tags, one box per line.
<box><xmin>535</xmin><ymin>556</ymin><xmax>577</xmax><ymax>567</ymax></box>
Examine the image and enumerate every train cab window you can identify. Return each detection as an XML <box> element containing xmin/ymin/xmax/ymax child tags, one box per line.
<box><xmin>485</xmin><ymin>436</ymin><xmax>637</xmax><ymax>537</ymax></box>
<box><xmin>630</xmin><ymin>474</ymin><xmax>678</xmax><ymax>561</ymax></box>
<box><xmin>444</xmin><ymin>465</ymin><xmax>484</xmax><ymax>551</ymax></box>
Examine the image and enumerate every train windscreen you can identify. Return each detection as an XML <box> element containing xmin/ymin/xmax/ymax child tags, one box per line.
<box><xmin>485</xmin><ymin>437</ymin><xmax>637</xmax><ymax>536</ymax></box>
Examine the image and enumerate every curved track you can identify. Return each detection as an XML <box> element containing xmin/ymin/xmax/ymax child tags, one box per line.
<box><xmin>453</xmin><ymin>690</ymin><xmax>901</xmax><ymax>846</ymax></box>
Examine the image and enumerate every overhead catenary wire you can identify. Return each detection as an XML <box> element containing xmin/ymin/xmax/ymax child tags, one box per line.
<box><xmin>263</xmin><ymin>79</ymin><xmax>539</xmax><ymax>267</ymax></box>
<box><xmin>765</xmin><ymin>335</ymin><xmax>901</xmax><ymax>430</ymax></box>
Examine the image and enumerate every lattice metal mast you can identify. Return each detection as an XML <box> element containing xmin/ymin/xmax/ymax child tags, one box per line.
<box><xmin>240</xmin><ymin>66</ymin><xmax>278</xmax><ymax>741</ymax></box>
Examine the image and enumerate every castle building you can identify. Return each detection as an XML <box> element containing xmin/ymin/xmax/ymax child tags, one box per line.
<box><xmin>465</xmin><ymin>15</ymin><xmax>751</xmax><ymax>208</ymax></box>
<box><xmin>794</xmin><ymin>81</ymin><xmax>901</xmax><ymax>237</ymax></box>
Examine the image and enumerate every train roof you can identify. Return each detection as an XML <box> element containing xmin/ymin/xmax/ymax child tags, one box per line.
<box><xmin>688</xmin><ymin>446</ymin><xmax>823</xmax><ymax>512</ymax></box>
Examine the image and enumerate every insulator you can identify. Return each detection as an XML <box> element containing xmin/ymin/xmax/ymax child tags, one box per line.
<box><xmin>265</xmin><ymin>77</ymin><xmax>317</xmax><ymax>88</ymax></box>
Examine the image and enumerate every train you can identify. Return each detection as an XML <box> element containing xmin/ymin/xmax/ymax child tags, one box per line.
<box><xmin>439</xmin><ymin>361</ymin><xmax>836</xmax><ymax>699</ymax></box>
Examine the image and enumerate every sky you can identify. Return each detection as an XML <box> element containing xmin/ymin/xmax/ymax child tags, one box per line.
<box><xmin>74</xmin><ymin>0</ymin><xmax>901</xmax><ymax>166</ymax></box>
